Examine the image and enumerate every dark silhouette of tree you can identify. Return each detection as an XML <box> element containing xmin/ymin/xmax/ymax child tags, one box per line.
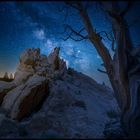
<box><xmin>62</xmin><ymin>1</ymin><xmax>140</xmax><ymax>137</ymax></box>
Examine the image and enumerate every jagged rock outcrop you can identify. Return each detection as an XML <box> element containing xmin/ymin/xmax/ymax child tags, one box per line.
<box><xmin>14</xmin><ymin>48</ymin><xmax>40</xmax><ymax>85</ymax></box>
<box><xmin>47</xmin><ymin>47</ymin><xmax>66</xmax><ymax>72</ymax></box>
<box><xmin>0</xmin><ymin>47</ymin><xmax>120</xmax><ymax>138</ymax></box>
<box><xmin>20</xmin><ymin>71</ymin><xmax>119</xmax><ymax>138</ymax></box>
<box><xmin>2</xmin><ymin>75</ymin><xmax>49</xmax><ymax>121</ymax></box>
<box><xmin>14</xmin><ymin>47</ymin><xmax>67</xmax><ymax>85</ymax></box>
<box><xmin>0</xmin><ymin>47</ymin><xmax>67</xmax><ymax>120</ymax></box>
<box><xmin>0</xmin><ymin>81</ymin><xmax>16</xmax><ymax>105</ymax></box>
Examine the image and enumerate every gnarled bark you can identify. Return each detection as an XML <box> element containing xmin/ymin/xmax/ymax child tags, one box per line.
<box><xmin>103</xmin><ymin>2</ymin><xmax>140</xmax><ymax>137</ymax></box>
<box><xmin>66</xmin><ymin>1</ymin><xmax>139</xmax><ymax>137</ymax></box>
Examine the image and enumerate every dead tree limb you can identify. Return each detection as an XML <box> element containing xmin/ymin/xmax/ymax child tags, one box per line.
<box><xmin>62</xmin><ymin>24</ymin><xmax>89</xmax><ymax>41</ymax></box>
<box><xmin>97</xmin><ymin>68</ymin><xmax>107</xmax><ymax>74</ymax></box>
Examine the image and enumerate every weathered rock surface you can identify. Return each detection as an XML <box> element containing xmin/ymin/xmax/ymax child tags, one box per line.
<box><xmin>0</xmin><ymin>47</ymin><xmax>67</xmax><ymax>118</ymax></box>
<box><xmin>14</xmin><ymin>48</ymin><xmax>40</xmax><ymax>85</ymax></box>
<box><xmin>14</xmin><ymin>47</ymin><xmax>67</xmax><ymax>85</ymax></box>
<box><xmin>2</xmin><ymin>75</ymin><xmax>49</xmax><ymax>121</ymax></box>
<box><xmin>24</xmin><ymin>73</ymin><xmax>119</xmax><ymax>138</ymax></box>
<box><xmin>0</xmin><ymin>81</ymin><xmax>16</xmax><ymax>105</ymax></box>
<box><xmin>0</xmin><ymin>47</ymin><xmax>120</xmax><ymax>138</ymax></box>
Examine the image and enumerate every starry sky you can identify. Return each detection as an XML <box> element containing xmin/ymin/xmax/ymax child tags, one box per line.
<box><xmin>0</xmin><ymin>1</ymin><xmax>140</xmax><ymax>86</ymax></box>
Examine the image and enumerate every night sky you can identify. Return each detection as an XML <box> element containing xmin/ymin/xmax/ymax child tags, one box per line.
<box><xmin>0</xmin><ymin>1</ymin><xmax>140</xmax><ymax>86</ymax></box>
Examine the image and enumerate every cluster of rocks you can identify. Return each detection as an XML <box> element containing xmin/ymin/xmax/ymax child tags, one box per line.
<box><xmin>0</xmin><ymin>47</ymin><xmax>67</xmax><ymax>121</ymax></box>
<box><xmin>14</xmin><ymin>47</ymin><xmax>67</xmax><ymax>85</ymax></box>
<box><xmin>0</xmin><ymin>47</ymin><xmax>120</xmax><ymax>138</ymax></box>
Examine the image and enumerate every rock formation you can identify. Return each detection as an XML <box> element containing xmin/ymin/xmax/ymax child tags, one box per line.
<box><xmin>2</xmin><ymin>75</ymin><xmax>49</xmax><ymax>121</ymax></box>
<box><xmin>0</xmin><ymin>81</ymin><xmax>16</xmax><ymax>105</ymax></box>
<box><xmin>14</xmin><ymin>47</ymin><xmax>67</xmax><ymax>85</ymax></box>
<box><xmin>0</xmin><ymin>47</ymin><xmax>67</xmax><ymax>120</ymax></box>
<box><xmin>0</xmin><ymin>47</ymin><xmax>120</xmax><ymax>138</ymax></box>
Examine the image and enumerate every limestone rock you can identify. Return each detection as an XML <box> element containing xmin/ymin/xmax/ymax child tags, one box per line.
<box><xmin>0</xmin><ymin>81</ymin><xmax>16</xmax><ymax>105</ymax></box>
<box><xmin>47</xmin><ymin>47</ymin><xmax>60</xmax><ymax>70</ymax></box>
<box><xmin>40</xmin><ymin>54</ymin><xmax>48</xmax><ymax>67</ymax></box>
<box><xmin>14</xmin><ymin>71</ymin><xmax>33</xmax><ymax>86</ymax></box>
<box><xmin>2</xmin><ymin>75</ymin><xmax>49</xmax><ymax>121</ymax></box>
<box><xmin>14</xmin><ymin>48</ymin><xmax>41</xmax><ymax>85</ymax></box>
<box><xmin>24</xmin><ymin>76</ymin><xmax>119</xmax><ymax>138</ymax></box>
<box><xmin>47</xmin><ymin>47</ymin><xmax>67</xmax><ymax>73</ymax></box>
<box><xmin>2</xmin><ymin>84</ymin><xmax>25</xmax><ymax>112</ymax></box>
<box><xmin>0</xmin><ymin>47</ymin><xmax>67</xmax><ymax>120</ymax></box>
<box><xmin>20</xmin><ymin>48</ymin><xmax>40</xmax><ymax>66</ymax></box>
<box><xmin>13</xmin><ymin>47</ymin><xmax>67</xmax><ymax>85</ymax></box>
<box><xmin>0</xmin><ymin>47</ymin><xmax>120</xmax><ymax>138</ymax></box>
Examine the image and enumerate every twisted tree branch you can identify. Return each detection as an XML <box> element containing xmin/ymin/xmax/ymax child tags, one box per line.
<box><xmin>62</xmin><ymin>24</ymin><xmax>89</xmax><ymax>41</ymax></box>
<box><xmin>97</xmin><ymin>68</ymin><xmax>107</xmax><ymax>74</ymax></box>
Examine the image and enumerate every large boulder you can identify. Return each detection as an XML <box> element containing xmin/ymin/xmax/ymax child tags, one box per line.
<box><xmin>0</xmin><ymin>81</ymin><xmax>16</xmax><ymax>105</ymax></box>
<box><xmin>24</xmin><ymin>74</ymin><xmax>119</xmax><ymax>138</ymax></box>
<box><xmin>19</xmin><ymin>48</ymin><xmax>40</xmax><ymax>66</ymax></box>
<box><xmin>14</xmin><ymin>47</ymin><xmax>67</xmax><ymax>85</ymax></box>
<box><xmin>0</xmin><ymin>47</ymin><xmax>67</xmax><ymax>121</ymax></box>
<box><xmin>2</xmin><ymin>75</ymin><xmax>49</xmax><ymax>121</ymax></box>
<box><xmin>47</xmin><ymin>47</ymin><xmax>60</xmax><ymax>70</ymax></box>
<box><xmin>14</xmin><ymin>48</ymin><xmax>41</xmax><ymax>85</ymax></box>
<box><xmin>14</xmin><ymin>48</ymin><xmax>42</xmax><ymax>85</ymax></box>
<box><xmin>47</xmin><ymin>47</ymin><xmax>67</xmax><ymax>74</ymax></box>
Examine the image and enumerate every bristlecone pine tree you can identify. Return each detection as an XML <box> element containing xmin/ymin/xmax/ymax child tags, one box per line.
<box><xmin>64</xmin><ymin>1</ymin><xmax>140</xmax><ymax>137</ymax></box>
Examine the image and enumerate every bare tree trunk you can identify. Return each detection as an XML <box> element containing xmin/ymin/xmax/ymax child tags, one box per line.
<box><xmin>94</xmin><ymin>2</ymin><xmax>140</xmax><ymax>137</ymax></box>
<box><xmin>107</xmin><ymin>4</ymin><xmax>140</xmax><ymax>137</ymax></box>
<box><xmin>66</xmin><ymin>1</ymin><xmax>140</xmax><ymax>137</ymax></box>
<box><xmin>103</xmin><ymin>22</ymin><xmax>140</xmax><ymax>137</ymax></box>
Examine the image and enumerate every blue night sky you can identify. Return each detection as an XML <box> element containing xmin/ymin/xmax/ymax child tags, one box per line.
<box><xmin>0</xmin><ymin>1</ymin><xmax>140</xmax><ymax>86</ymax></box>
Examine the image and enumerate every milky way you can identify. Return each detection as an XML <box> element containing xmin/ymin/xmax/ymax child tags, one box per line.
<box><xmin>0</xmin><ymin>1</ymin><xmax>140</xmax><ymax>86</ymax></box>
